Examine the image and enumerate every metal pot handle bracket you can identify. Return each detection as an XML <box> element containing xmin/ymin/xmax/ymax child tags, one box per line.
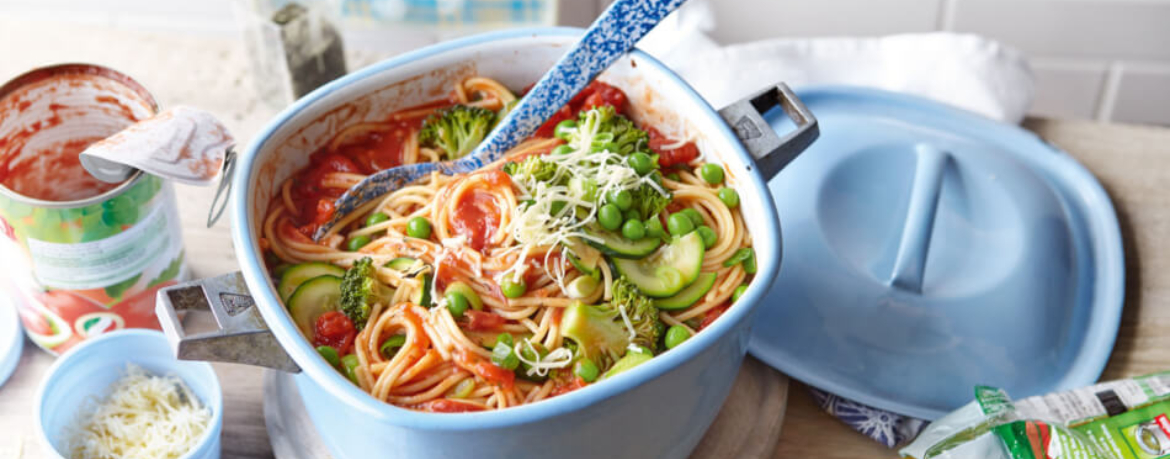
<box><xmin>717</xmin><ymin>83</ymin><xmax>819</xmax><ymax>180</ymax></box>
<box><xmin>156</xmin><ymin>272</ymin><xmax>301</xmax><ymax>372</ymax></box>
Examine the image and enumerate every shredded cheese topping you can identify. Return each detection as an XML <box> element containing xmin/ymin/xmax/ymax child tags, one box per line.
<box><xmin>499</xmin><ymin>144</ymin><xmax>668</xmax><ymax>289</ymax></box>
<box><xmin>514</xmin><ymin>339</ymin><xmax>574</xmax><ymax>377</ymax></box>
<box><xmin>69</xmin><ymin>364</ymin><xmax>211</xmax><ymax>459</ymax></box>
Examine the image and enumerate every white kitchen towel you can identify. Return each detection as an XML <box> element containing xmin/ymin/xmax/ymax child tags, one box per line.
<box><xmin>639</xmin><ymin>4</ymin><xmax>1035</xmax><ymax>123</ymax></box>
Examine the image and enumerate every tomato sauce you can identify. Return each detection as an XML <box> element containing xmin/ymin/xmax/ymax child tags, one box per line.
<box><xmin>646</xmin><ymin>126</ymin><xmax>700</xmax><ymax>168</ymax></box>
<box><xmin>0</xmin><ymin>136</ymin><xmax>120</xmax><ymax>202</ymax></box>
<box><xmin>420</xmin><ymin>399</ymin><xmax>486</xmax><ymax>413</ymax></box>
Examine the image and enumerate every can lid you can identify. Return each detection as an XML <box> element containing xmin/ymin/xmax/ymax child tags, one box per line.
<box><xmin>748</xmin><ymin>87</ymin><xmax>1125</xmax><ymax>419</ymax></box>
<box><xmin>0</xmin><ymin>295</ymin><xmax>24</xmax><ymax>388</ymax></box>
<box><xmin>79</xmin><ymin>106</ymin><xmax>235</xmax><ymax>187</ymax></box>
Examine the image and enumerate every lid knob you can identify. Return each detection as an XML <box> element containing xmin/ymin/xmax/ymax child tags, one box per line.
<box><xmin>888</xmin><ymin>144</ymin><xmax>949</xmax><ymax>293</ymax></box>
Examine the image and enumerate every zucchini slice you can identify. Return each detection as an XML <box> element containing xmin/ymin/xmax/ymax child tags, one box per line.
<box><xmin>613</xmin><ymin>232</ymin><xmax>704</xmax><ymax>298</ymax></box>
<box><xmin>385</xmin><ymin>257</ymin><xmax>418</xmax><ymax>271</ymax></box>
<box><xmin>410</xmin><ymin>273</ymin><xmax>434</xmax><ymax>307</ymax></box>
<box><xmin>287</xmin><ymin>275</ymin><xmax>343</xmax><ymax>335</ymax></box>
<box><xmin>445</xmin><ymin>281</ymin><xmax>483</xmax><ymax>310</ymax></box>
<box><xmin>279</xmin><ymin>263</ymin><xmax>345</xmax><ymax>301</ymax></box>
<box><xmin>584</xmin><ymin>227</ymin><xmax>661</xmax><ymax>259</ymax></box>
<box><xmin>653</xmin><ymin>272</ymin><xmax>717</xmax><ymax>310</ymax></box>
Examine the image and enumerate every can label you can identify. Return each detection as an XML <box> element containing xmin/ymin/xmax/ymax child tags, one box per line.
<box><xmin>0</xmin><ymin>175</ymin><xmax>187</xmax><ymax>353</ymax></box>
<box><xmin>0</xmin><ymin>64</ymin><xmax>188</xmax><ymax>354</ymax></box>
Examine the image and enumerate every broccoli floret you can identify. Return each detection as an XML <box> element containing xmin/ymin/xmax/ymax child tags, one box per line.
<box><xmin>631</xmin><ymin>181</ymin><xmax>671</xmax><ymax>221</ymax></box>
<box><xmin>610</xmin><ymin>276</ymin><xmax>665</xmax><ymax>351</ymax></box>
<box><xmin>567</xmin><ymin>106</ymin><xmax>650</xmax><ymax>157</ymax></box>
<box><xmin>340</xmin><ymin>257</ymin><xmax>393</xmax><ymax>330</ymax></box>
<box><xmin>419</xmin><ymin>105</ymin><xmax>496</xmax><ymax>159</ymax></box>
<box><xmin>561</xmin><ymin>301</ymin><xmax>630</xmax><ymax>371</ymax></box>
<box><xmin>510</xmin><ymin>154</ymin><xmax>563</xmax><ymax>184</ymax></box>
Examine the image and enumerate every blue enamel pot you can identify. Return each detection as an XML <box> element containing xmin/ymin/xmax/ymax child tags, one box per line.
<box><xmin>155</xmin><ymin>28</ymin><xmax>817</xmax><ymax>459</ymax></box>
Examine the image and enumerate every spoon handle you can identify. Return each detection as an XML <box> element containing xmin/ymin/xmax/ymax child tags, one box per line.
<box><xmin>473</xmin><ymin>0</ymin><xmax>689</xmax><ymax>162</ymax></box>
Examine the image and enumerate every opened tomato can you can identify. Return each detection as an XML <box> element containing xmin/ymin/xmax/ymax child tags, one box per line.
<box><xmin>0</xmin><ymin>64</ymin><xmax>187</xmax><ymax>354</ymax></box>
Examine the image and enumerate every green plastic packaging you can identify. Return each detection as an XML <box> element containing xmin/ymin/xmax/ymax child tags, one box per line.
<box><xmin>903</xmin><ymin>371</ymin><xmax>1170</xmax><ymax>459</ymax></box>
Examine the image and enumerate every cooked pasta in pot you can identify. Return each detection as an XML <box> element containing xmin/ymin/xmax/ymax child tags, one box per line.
<box><xmin>263</xmin><ymin>77</ymin><xmax>756</xmax><ymax>412</ymax></box>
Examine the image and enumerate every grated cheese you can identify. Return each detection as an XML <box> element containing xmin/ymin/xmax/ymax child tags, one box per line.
<box><xmin>499</xmin><ymin>140</ymin><xmax>669</xmax><ymax>289</ymax></box>
<box><xmin>514</xmin><ymin>339</ymin><xmax>574</xmax><ymax>377</ymax></box>
<box><xmin>68</xmin><ymin>364</ymin><xmax>211</xmax><ymax>459</ymax></box>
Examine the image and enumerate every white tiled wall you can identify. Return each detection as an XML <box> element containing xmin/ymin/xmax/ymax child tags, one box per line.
<box><xmin>580</xmin><ymin>0</ymin><xmax>1170</xmax><ymax>125</ymax></box>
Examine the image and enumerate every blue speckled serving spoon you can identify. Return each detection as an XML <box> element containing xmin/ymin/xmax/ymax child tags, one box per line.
<box><xmin>314</xmin><ymin>0</ymin><xmax>689</xmax><ymax>240</ymax></box>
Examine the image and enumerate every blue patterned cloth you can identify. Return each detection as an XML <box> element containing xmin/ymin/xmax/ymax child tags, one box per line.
<box><xmin>808</xmin><ymin>387</ymin><xmax>929</xmax><ymax>448</ymax></box>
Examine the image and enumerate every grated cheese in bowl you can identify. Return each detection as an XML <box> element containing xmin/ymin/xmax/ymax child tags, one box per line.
<box><xmin>68</xmin><ymin>364</ymin><xmax>212</xmax><ymax>459</ymax></box>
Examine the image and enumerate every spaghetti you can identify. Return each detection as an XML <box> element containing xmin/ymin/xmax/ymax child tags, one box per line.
<box><xmin>263</xmin><ymin>77</ymin><xmax>755</xmax><ymax>412</ymax></box>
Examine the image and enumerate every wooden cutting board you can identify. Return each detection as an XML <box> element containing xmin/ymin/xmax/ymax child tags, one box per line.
<box><xmin>264</xmin><ymin>356</ymin><xmax>789</xmax><ymax>459</ymax></box>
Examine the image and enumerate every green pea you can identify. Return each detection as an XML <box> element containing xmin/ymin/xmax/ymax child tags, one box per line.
<box><xmin>680</xmin><ymin>208</ymin><xmax>704</xmax><ymax>226</ymax></box>
<box><xmin>501</xmin><ymin>279</ymin><xmax>527</xmax><ymax>298</ymax></box>
<box><xmin>609</xmin><ymin>189</ymin><xmax>633</xmax><ymax>211</ymax></box>
<box><xmin>645</xmin><ymin>215</ymin><xmax>665</xmax><ymax>238</ymax></box>
<box><xmin>365</xmin><ymin>212</ymin><xmax>390</xmax><ymax>227</ymax></box>
<box><xmin>316</xmin><ymin>346</ymin><xmax>341</xmax><ymax>368</ymax></box>
<box><xmin>665</xmin><ymin>325</ymin><xmax>692</xmax><ymax>349</ymax></box>
<box><xmin>696</xmin><ymin>225</ymin><xmax>717</xmax><ymax>249</ymax></box>
<box><xmin>718</xmin><ymin>187</ymin><xmax>739</xmax><ymax>208</ymax></box>
<box><xmin>724</xmin><ymin>248</ymin><xmax>753</xmax><ymax>267</ymax></box>
<box><xmin>445</xmin><ymin>292</ymin><xmax>469</xmax><ymax>318</ymax></box>
<box><xmin>341</xmin><ymin>354</ymin><xmax>360</xmax><ymax>384</ymax></box>
<box><xmin>346</xmin><ymin>235</ymin><xmax>371</xmax><ymax>251</ymax></box>
<box><xmin>380</xmin><ymin>335</ymin><xmax>407</xmax><ymax>357</ymax></box>
<box><xmin>743</xmin><ymin>249</ymin><xmax>757</xmax><ymax>274</ymax></box>
<box><xmin>667</xmin><ymin>213</ymin><xmax>695</xmax><ymax>236</ymax></box>
<box><xmin>622</xmin><ymin>219</ymin><xmax>645</xmax><ymax>240</ymax></box>
<box><xmin>575</xmin><ymin>358</ymin><xmax>600</xmax><ymax>383</ymax></box>
<box><xmin>665</xmin><ymin>172</ymin><xmax>681</xmax><ymax>182</ymax></box>
<box><xmin>699</xmin><ymin>163</ymin><xmax>724</xmax><ymax>185</ymax></box>
<box><xmin>407</xmin><ymin>217</ymin><xmax>432</xmax><ymax>239</ymax></box>
<box><xmin>555</xmin><ymin>120</ymin><xmax>578</xmax><ymax>140</ymax></box>
<box><xmin>551</xmin><ymin>144</ymin><xmax>574</xmax><ymax>155</ymax></box>
<box><xmin>491</xmin><ymin>341</ymin><xmax>519</xmax><ymax>370</ymax></box>
<box><xmin>628</xmin><ymin>152</ymin><xmax>655</xmax><ymax>175</ymax></box>
<box><xmin>623</xmin><ymin>208</ymin><xmax>642</xmax><ymax>222</ymax></box>
<box><xmin>598</xmin><ymin>204</ymin><xmax>623</xmax><ymax>231</ymax></box>
<box><xmin>732</xmin><ymin>284</ymin><xmax>749</xmax><ymax>303</ymax></box>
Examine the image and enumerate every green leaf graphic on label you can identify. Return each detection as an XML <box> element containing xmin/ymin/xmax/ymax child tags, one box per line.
<box><xmin>104</xmin><ymin>273</ymin><xmax>140</xmax><ymax>299</ymax></box>
<box><xmin>102</xmin><ymin>195</ymin><xmax>138</xmax><ymax>227</ymax></box>
<box><xmin>148</xmin><ymin>251</ymin><xmax>184</xmax><ymax>287</ymax></box>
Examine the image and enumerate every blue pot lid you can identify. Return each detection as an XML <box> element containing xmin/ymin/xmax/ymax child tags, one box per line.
<box><xmin>748</xmin><ymin>86</ymin><xmax>1124</xmax><ymax>420</ymax></box>
<box><xmin>0</xmin><ymin>295</ymin><xmax>23</xmax><ymax>388</ymax></box>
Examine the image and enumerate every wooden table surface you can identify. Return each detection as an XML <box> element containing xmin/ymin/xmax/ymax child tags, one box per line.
<box><xmin>2</xmin><ymin>19</ymin><xmax>1170</xmax><ymax>459</ymax></box>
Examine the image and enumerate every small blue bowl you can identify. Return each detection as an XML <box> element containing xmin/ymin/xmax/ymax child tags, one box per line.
<box><xmin>35</xmin><ymin>329</ymin><xmax>223</xmax><ymax>459</ymax></box>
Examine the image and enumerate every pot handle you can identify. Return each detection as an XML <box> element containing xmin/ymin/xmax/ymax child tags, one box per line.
<box><xmin>717</xmin><ymin>83</ymin><xmax>819</xmax><ymax>180</ymax></box>
<box><xmin>156</xmin><ymin>272</ymin><xmax>301</xmax><ymax>373</ymax></box>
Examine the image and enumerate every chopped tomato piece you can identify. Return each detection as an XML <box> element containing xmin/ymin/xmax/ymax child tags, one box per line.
<box><xmin>472</xmin><ymin>360</ymin><xmax>516</xmax><ymax>390</ymax></box>
<box><xmin>646</xmin><ymin>126</ymin><xmax>700</xmax><ymax>168</ymax></box>
<box><xmin>536</xmin><ymin>106</ymin><xmax>574</xmax><ymax>138</ymax></box>
<box><xmin>314</xmin><ymin>311</ymin><xmax>356</xmax><ymax>355</ymax></box>
<box><xmin>465</xmin><ymin>310</ymin><xmax>505</xmax><ymax>331</ymax></box>
<box><xmin>421</xmin><ymin>399</ymin><xmax>486</xmax><ymax>413</ymax></box>
<box><xmin>699</xmin><ymin>303</ymin><xmax>730</xmax><ymax>331</ymax></box>
<box><xmin>551</xmin><ymin>376</ymin><xmax>587</xmax><ymax>397</ymax></box>
<box><xmin>580</xmin><ymin>82</ymin><xmax>627</xmax><ymax>112</ymax></box>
